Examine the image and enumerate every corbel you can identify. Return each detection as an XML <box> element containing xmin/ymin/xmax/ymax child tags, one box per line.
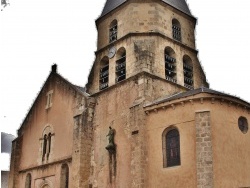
<box><xmin>220</xmin><ymin>99</ymin><xmax>224</xmax><ymax>105</ymax></box>
<box><xmin>211</xmin><ymin>98</ymin><xmax>215</xmax><ymax>104</ymax></box>
<box><xmin>171</xmin><ymin>104</ymin><xmax>175</xmax><ymax>110</ymax></box>
<box><xmin>200</xmin><ymin>98</ymin><xmax>203</xmax><ymax>104</ymax></box>
<box><xmin>189</xmin><ymin>99</ymin><xmax>193</xmax><ymax>105</ymax></box>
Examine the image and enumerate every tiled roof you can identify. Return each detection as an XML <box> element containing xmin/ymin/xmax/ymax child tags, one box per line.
<box><xmin>145</xmin><ymin>87</ymin><xmax>250</xmax><ymax>107</ymax></box>
<box><xmin>99</xmin><ymin>0</ymin><xmax>192</xmax><ymax>19</ymax></box>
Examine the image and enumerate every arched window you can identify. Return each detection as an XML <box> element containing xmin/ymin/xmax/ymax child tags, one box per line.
<box><xmin>116</xmin><ymin>48</ymin><xmax>126</xmax><ymax>83</ymax></box>
<box><xmin>163</xmin><ymin>128</ymin><xmax>180</xmax><ymax>167</ymax></box>
<box><xmin>60</xmin><ymin>164</ymin><xmax>69</xmax><ymax>188</ymax></box>
<box><xmin>172</xmin><ymin>19</ymin><xmax>181</xmax><ymax>41</ymax></box>
<box><xmin>238</xmin><ymin>116</ymin><xmax>248</xmax><ymax>134</ymax></box>
<box><xmin>25</xmin><ymin>173</ymin><xmax>32</xmax><ymax>188</ymax></box>
<box><xmin>41</xmin><ymin>125</ymin><xmax>53</xmax><ymax>162</ymax></box>
<box><xmin>99</xmin><ymin>57</ymin><xmax>109</xmax><ymax>90</ymax></box>
<box><xmin>183</xmin><ymin>55</ymin><xmax>193</xmax><ymax>89</ymax></box>
<box><xmin>109</xmin><ymin>20</ymin><xmax>118</xmax><ymax>43</ymax></box>
<box><xmin>164</xmin><ymin>47</ymin><xmax>176</xmax><ymax>83</ymax></box>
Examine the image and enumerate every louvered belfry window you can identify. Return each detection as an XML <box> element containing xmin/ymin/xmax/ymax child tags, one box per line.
<box><xmin>165</xmin><ymin>49</ymin><xmax>176</xmax><ymax>83</ymax></box>
<box><xmin>99</xmin><ymin>57</ymin><xmax>109</xmax><ymax>90</ymax></box>
<box><xmin>172</xmin><ymin>19</ymin><xmax>181</xmax><ymax>42</ymax></box>
<box><xmin>166</xmin><ymin>129</ymin><xmax>180</xmax><ymax>167</ymax></box>
<box><xmin>116</xmin><ymin>49</ymin><xmax>126</xmax><ymax>83</ymax></box>
<box><xmin>109</xmin><ymin>20</ymin><xmax>117</xmax><ymax>43</ymax></box>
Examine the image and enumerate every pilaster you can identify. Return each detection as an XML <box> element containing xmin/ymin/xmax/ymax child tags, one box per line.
<box><xmin>195</xmin><ymin>111</ymin><xmax>214</xmax><ymax>188</ymax></box>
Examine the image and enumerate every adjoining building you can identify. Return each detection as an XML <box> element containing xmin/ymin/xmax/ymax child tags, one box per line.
<box><xmin>9</xmin><ymin>0</ymin><xmax>250</xmax><ymax>187</ymax></box>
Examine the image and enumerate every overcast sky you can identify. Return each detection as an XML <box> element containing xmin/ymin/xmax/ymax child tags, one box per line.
<box><xmin>1</xmin><ymin>0</ymin><xmax>250</xmax><ymax>169</ymax></box>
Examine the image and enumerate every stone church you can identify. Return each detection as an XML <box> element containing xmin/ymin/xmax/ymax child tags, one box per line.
<box><xmin>9</xmin><ymin>0</ymin><xmax>250</xmax><ymax>187</ymax></box>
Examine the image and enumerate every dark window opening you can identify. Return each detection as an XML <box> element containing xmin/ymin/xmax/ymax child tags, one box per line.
<box><xmin>99</xmin><ymin>57</ymin><xmax>109</xmax><ymax>90</ymax></box>
<box><xmin>60</xmin><ymin>164</ymin><xmax>69</xmax><ymax>188</ymax></box>
<box><xmin>25</xmin><ymin>173</ymin><xmax>32</xmax><ymax>188</ymax></box>
<box><xmin>166</xmin><ymin>129</ymin><xmax>180</xmax><ymax>167</ymax></box>
<box><xmin>238</xmin><ymin>116</ymin><xmax>248</xmax><ymax>134</ymax></box>
<box><xmin>47</xmin><ymin>133</ymin><xmax>52</xmax><ymax>159</ymax></box>
<box><xmin>165</xmin><ymin>48</ymin><xmax>176</xmax><ymax>83</ymax></box>
<box><xmin>109</xmin><ymin>20</ymin><xmax>117</xmax><ymax>43</ymax></box>
<box><xmin>172</xmin><ymin>19</ymin><xmax>181</xmax><ymax>42</ymax></box>
<box><xmin>116</xmin><ymin>50</ymin><xmax>126</xmax><ymax>83</ymax></box>
<box><xmin>42</xmin><ymin>134</ymin><xmax>47</xmax><ymax>161</ymax></box>
<box><xmin>183</xmin><ymin>55</ymin><xmax>193</xmax><ymax>89</ymax></box>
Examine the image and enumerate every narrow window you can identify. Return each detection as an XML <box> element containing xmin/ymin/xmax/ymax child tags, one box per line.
<box><xmin>60</xmin><ymin>164</ymin><xmax>69</xmax><ymax>188</ymax></box>
<box><xmin>47</xmin><ymin>133</ymin><xmax>52</xmax><ymax>159</ymax></box>
<box><xmin>25</xmin><ymin>173</ymin><xmax>32</xmax><ymax>188</ymax></box>
<box><xmin>166</xmin><ymin>129</ymin><xmax>180</xmax><ymax>167</ymax></box>
<box><xmin>116</xmin><ymin>48</ymin><xmax>126</xmax><ymax>83</ymax></box>
<box><xmin>42</xmin><ymin>134</ymin><xmax>47</xmax><ymax>161</ymax></box>
<box><xmin>164</xmin><ymin>47</ymin><xmax>176</xmax><ymax>83</ymax></box>
<box><xmin>238</xmin><ymin>116</ymin><xmax>248</xmax><ymax>134</ymax></box>
<box><xmin>172</xmin><ymin>19</ymin><xmax>181</xmax><ymax>42</ymax></box>
<box><xmin>183</xmin><ymin>55</ymin><xmax>193</xmax><ymax>89</ymax></box>
<box><xmin>46</xmin><ymin>90</ymin><xmax>53</xmax><ymax>109</ymax></box>
<box><xmin>99</xmin><ymin>57</ymin><xmax>109</xmax><ymax>90</ymax></box>
<box><xmin>109</xmin><ymin>20</ymin><xmax>117</xmax><ymax>43</ymax></box>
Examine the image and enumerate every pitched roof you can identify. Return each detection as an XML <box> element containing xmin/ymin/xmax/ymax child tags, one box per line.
<box><xmin>99</xmin><ymin>0</ymin><xmax>192</xmax><ymax>19</ymax></box>
<box><xmin>17</xmin><ymin>65</ymin><xmax>89</xmax><ymax>135</ymax></box>
<box><xmin>145</xmin><ymin>87</ymin><xmax>250</xmax><ymax>107</ymax></box>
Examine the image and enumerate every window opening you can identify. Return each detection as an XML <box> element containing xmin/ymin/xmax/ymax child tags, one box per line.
<box><xmin>109</xmin><ymin>20</ymin><xmax>117</xmax><ymax>43</ymax></box>
<box><xmin>172</xmin><ymin>19</ymin><xmax>181</xmax><ymax>42</ymax></box>
<box><xmin>116</xmin><ymin>50</ymin><xmax>126</xmax><ymax>83</ymax></box>
<box><xmin>99</xmin><ymin>57</ymin><xmax>109</xmax><ymax>90</ymax></box>
<box><xmin>60</xmin><ymin>164</ymin><xmax>69</xmax><ymax>188</ymax></box>
<box><xmin>47</xmin><ymin>133</ymin><xmax>52</xmax><ymax>158</ymax></box>
<box><xmin>42</xmin><ymin>134</ymin><xmax>47</xmax><ymax>161</ymax></box>
<box><xmin>183</xmin><ymin>56</ymin><xmax>193</xmax><ymax>89</ymax></box>
<box><xmin>164</xmin><ymin>48</ymin><xmax>176</xmax><ymax>83</ymax></box>
<box><xmin>166</xmin><ymin>129</ymin><xmax>180</xmax><ymax>167</ymax></box>
<box><xmin>25</xmin><ymin>173</ymin><xmax>32</xmax><ymax>188</ymax></box>
<box><xmin>46</xmin><ymin>90</ymin><xmax>53</xmax><ymax>109</ymax></box>
<box><xmin>238</xmin><ymin>116</ymin><xmax>248</xmax><ymax>134</ymax></box>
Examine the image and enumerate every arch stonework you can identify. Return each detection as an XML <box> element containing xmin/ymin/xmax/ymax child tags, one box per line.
<box><xmin>39</xmin><ymin>124</ymin><xmax>54</xmax><ymax>164</ymax></box>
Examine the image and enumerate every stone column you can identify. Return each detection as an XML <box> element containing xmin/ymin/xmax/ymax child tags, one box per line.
<box><xmin>195</xmin><ymin>111</ymin><xmax>214</xmax><ymax>188</ymax></box>
<box><xmin>72</xmin><ymin>98</ymin><xmax>95</xmax><ymax>188</ymax></box>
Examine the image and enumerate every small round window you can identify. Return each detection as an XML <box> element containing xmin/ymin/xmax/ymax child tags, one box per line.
<box><xmin>238</xmin><ymin>117</ymin><xmax>248</xmax><ymax>134</ymax></box>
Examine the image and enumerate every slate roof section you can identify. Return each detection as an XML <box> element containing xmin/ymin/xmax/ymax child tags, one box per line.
<box><xmin>162</xmin><ymin>0</ymin><xmax>191</xmax><ymax>16</ymax></box>
<box><xmin>100</xmin><ymin>0</ymin><xmax>126</xmax><ymax>18</ymax></box>
<box><xmin>145</xmin><ymin>87</ymin><xmax>250</xmax><ymax>107</ymax></box>
<box><xmin>1</xmin><ymin>132</ymin><xmax>15</xmax><ymax>154</ymax></box>
<box><xmin>99</xmin><ymin>0</ymin><xmax>192</xmax><ymax>19</ymax></box>
<box><xmin>74</xmin><ymin>85</ymin><xmax>87</xmax><ymax>93</ymax></box>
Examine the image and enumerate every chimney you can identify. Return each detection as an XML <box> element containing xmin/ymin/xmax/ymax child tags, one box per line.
<box><xmin>51</xmin><ymin>64</ymin><xmax>57</xmax><ymax>73</ymax></box>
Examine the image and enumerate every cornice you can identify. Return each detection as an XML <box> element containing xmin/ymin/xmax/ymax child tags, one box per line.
<box><xmin>144</xmin><ymin>95</ymin><xmax>250</xmax><ymax>115</ymax></box>
<box><xmin>89</xmin><ymin>71</ymin><xmax>189</xmax><ymax>97</ymax></box>
<box><xmin>19</xmin><ymin>156</ymin><xmax>72</xmax><ymax>173</ymax></box>
<box><xmin>95</xmin><ymin>31</ymin><xmax>198</xmax><ymax>56</ymax></box>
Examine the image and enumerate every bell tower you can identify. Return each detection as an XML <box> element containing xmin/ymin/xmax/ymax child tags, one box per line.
<box><xmin>85</xmin><ymin>1</ymin><xmax>210</xmax><ymax>187</ymax></box>
<box><xmin>86</xmin><ymin>0</ymin><xmax>208</xmax><ymax>97</ymax></box>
